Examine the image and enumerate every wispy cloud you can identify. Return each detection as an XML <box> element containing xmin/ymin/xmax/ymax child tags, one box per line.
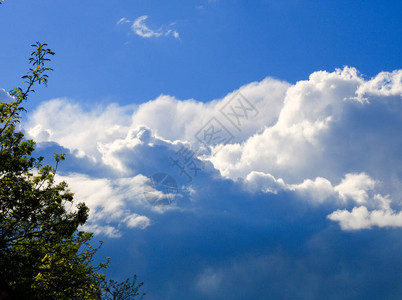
<box><xmin>132</xmin><ymin>15</ymin><xmax>163</xmax><ymax>38</ymax></box>
<box><xmin>117</xmin><ymin>15</ymin><xmax>180</xmax><ymax>40</ymax></box>
<box><xmin>116</xmin><ymin>17</ymin><xmax>131</xmax><ymax>25</ymax></box>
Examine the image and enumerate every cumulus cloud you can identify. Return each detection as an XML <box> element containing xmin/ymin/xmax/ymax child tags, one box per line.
<box><xmin>117</xmin><ymin>15</ymin><xmax>180</xmax><ymax>40</ymax></box>
<box><xmin>289</xmin><ymin>176</ymin><xmax>335</xmax><ymax>204</ymax></box>
<box><xmin>124</xmin><ymin>214</ymin><xmax>151</xmax><ymax>229</ymax></box>
<box><xmin>334</xmin><ymin>173</ymin><xmax>376</xmax><ymax>204</ymax></box>
<box><xmin>328</xmin><ymin>194</ymin><xmax>402</xmax><ymax>230</ymax></box>
<box><xmin>26</xmin><ymin>99</ymin><xmax>134</xmax><ymax>161</ymax></box>
<box><xmin>210</xmin><ymin>69</ymin><xmax>402</xmax><ymax>197</ymax></box>
<box><xmin>56</xmin><ymin>173</ymin><xmax>154</xmax><ymax>237</ymax></box>
<box><xmin>245</xmin><ymin>171</ymin><xmax>387</xmax><ymax>208</ymax></box>
<box><xmin>356</xmin><ymin>70</ymin><xmax>402</xmax><ymax>100</ymax></box>
<box><xmin>24</xmin><ymin>67</ymin><xmax>402</xmax><ymax>235</ymax></box>
<box><xmin>244</xmin><ymin>171</ymin><xmax>286</xmax><ymax>194</ymax></box>
<box><xmin>328</xmin><ymin>205</ymin><xmax>402</xmax><ymax>230</ymax></box>
<box><xmin>291</xmin><ymin>172</ymin><xmax>379</xmax><ymax>206</ymax></box>
<box><xmin>18</xmin><ymin>67</ymin><xmax>402</xmax><ymax>298</ymax></box>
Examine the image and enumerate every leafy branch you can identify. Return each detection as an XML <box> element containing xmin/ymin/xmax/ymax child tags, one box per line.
<box><xmin>0</xmin><ymin>42</ymin><xmax>54</xmax><ymax>135</ymax></box>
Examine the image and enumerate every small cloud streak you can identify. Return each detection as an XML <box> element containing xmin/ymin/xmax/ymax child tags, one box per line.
<box><xmin>132</xmin><ymin>15</ymin><xmax>162</xmax><ymax>38</ymax></box>
<box><xmin>116</xmin><ymin>17</ymin><xmax>131</xmax><ymax>25</ymax></box>
<box><xmin>118</xmin><ymin>15</ymin><xmax>180</xmax><ymax>40</ymax></box>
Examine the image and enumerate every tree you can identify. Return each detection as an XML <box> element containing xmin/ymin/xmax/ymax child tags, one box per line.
<box><xmin>102</xmin><ymin>276</ymin><xmax>145</xmax><ymax>300</ymax></box>
<box><xmin>0</xmin><ymin>42</ymin><xmax>145</xmax><ymax>299</ymax></box>
<box><xmin>0</xmin><ymin>41</ymin><xmax>103</xmax><ymax>299</ymax></box>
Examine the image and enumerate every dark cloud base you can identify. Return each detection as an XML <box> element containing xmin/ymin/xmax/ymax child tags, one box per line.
<box><xmin>97</xmin><ymin>184</ymin><xmax>402</xmax><ymax>300</ymax></box>
<box><xmin>32</xmin><ymin>139</ymin><xmax>402</xmax><ymax>299</ymax></box>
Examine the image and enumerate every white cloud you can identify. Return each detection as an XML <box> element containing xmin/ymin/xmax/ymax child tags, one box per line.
<box><xmin>290</xmin><ymin>177</ymin><xmax>335</xmax><ymax>204</ymax></box>
<box><xmin>132</xmin><ymin>15</ymin><xmax>162</xmax><ymax>38</ymax></box>
<box><xmin>334</xmin><ymin>173</ymin><xmax>376</xmax><ymax>204</ymax></box>
<box><xmin>328</xmin><ymin>203</ymin><xmax>402</xmax><ymax>231</ymax></box>
<box><xmin>81</xmin><ymin>224</ymin><xmax>122</xmax><ymax>238</ymax></box>
<box><xmin>128</xmin><ymin>78</ymin><xmax>289</xmax><ymax>144</ymax></box>
<box><xmin>117</xmin><ymin>15</ymin><xmax>180</xmax><ymax>40</ymax></box>
<box><xmin>244</xmin><ymin>171</ymin><xmax>286</xmax><ymax>194</ymax></box>
<box><xmin>56</xmin><ymin>173</ymin><xmax>155</xmax><ymax>237</ymax></box>
<box><xmin>210</xmin><ymin>68</ymin><xmax>364</xmax><ymax>182</ymax></box>
<box><xmin>172</xmin><ymin>30</ymin><xmax>180</xmax><ymax>39</ymax></box>
<box><xmin>26</xmin><ymin>99</ymin><xmax>134</xmax><ymax>161</ymax></box>
<box><xmin>124</xmin><ymin>214</ymin><xmax>150</xmax><ymax>229</ymax></box>
<box><xmin>209</xmin><ymin>68</ymin><xmax>402</xmax><ymax>198</ymax></box>
<box><xmin>356</xmin><ymin>70</ymin><xmax>402</xmax><ymax>101</ymax></box>
<box><xmin>117</xmin><ymin>17</ymin><xmax>131</xmax><ymax>25</ymax></box>
<box><xmin>24</xmin><ymin>67</ymin><xmax>402</xmax><ymax>232</ymax></box>
<box><xmin>245</xmin><ymin>171</ymin><xmax>381</xmax><ymax>207</ymax></box>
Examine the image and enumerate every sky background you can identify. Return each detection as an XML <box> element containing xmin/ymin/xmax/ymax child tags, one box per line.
<box><xmin>1</xmin><ymin>1</ymin><xmax>402</xmax><ymax>299</ymax></box>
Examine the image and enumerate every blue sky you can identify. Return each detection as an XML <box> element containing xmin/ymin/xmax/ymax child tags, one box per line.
<box><xmin>1</xmin><ymin>1</ymin><xmax>402</xmax><ymax>299</ymax></box>
<box><xmin>1</xmin><ymin>0</ymin><xmax>401</xmax><ymax>104</ymax></box>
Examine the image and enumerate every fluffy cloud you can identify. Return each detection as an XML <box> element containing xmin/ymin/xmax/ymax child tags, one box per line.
<box><xmin>210</xmin><ymin>68</ymin><xmax>402</xmax><ymax>205</ymax></box>
<box><xmin>25</xmin><ymin>67</ymin><xmax>402</xmax><ymax>236</ymax></box>
<box><xmin>356</xmin><ymin>70</ymin><xmax>402</xmax><ymax>100</ymax></box>
<box><xmin>26</xmin><ymin>99</ymin><xmax>134</xmax><ymax>160</ymax></box>
<box><xmin>210</xmin><ymin>68</ymin><xmax>393</xmax><ymax>182</ymax></box>
<box><xmin>334</xmin><ymin>173</ymin><xmax>376</xmax><ymax>204</ymax></box>
<box><xmin>328</xmin><ymin>205</ymin><xmax>402</xmax><ymax>230</ymax></box>
<box><xmin>117</xmin><ymin>15</ymin><xmax>180</xmax><ymax>40</ymax></box>
<box><xmin>124</xmin><ymin>214</ymin><xmax>151</xmax><ymax>229</ymax></box>
<box><xmin>328</xmin><ymin>194</ymin><xmax>402</xmax><ymax>230</ymax></box>
<box><xmin>56</xmin><ymin>173</ymin><xmax>152</xmax><ymax>237</ymax></box>
<box><xmin>19</xmin><ymin>67</ymin><xmax>402</xmax><ymax>299</ymax></box>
